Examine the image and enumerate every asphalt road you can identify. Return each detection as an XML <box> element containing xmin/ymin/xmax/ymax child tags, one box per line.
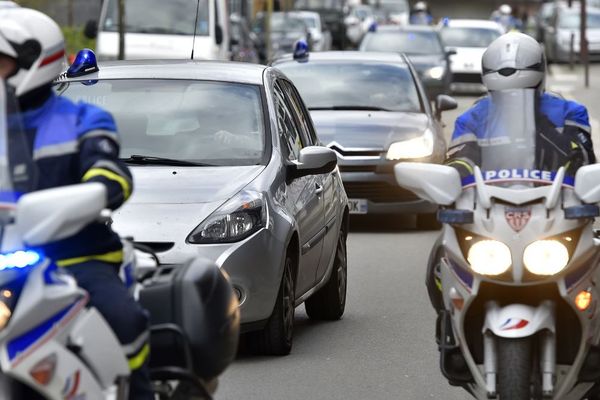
<box><xmin>218</xmin><ymin>65</ymin><xmax>600</xmax><ymax>400</ymax></box>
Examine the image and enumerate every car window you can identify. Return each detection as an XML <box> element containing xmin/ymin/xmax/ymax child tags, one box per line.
<box><xmin>274</xmin><ymin>81</ymin><xmax>304</xmax><ymax>160</ymax></box>
<box><xmin>276</xmin><ymin>61</ymin><xmax>422</xmax><ymax>113</ymax></box>
<box><xmin>440</xmin><ymin>27</ymin><xmax>501</xmax><ymax>48</ymax></box>
<box><xmin>360</xmin><ymin>31</ymin><xmax>443</xmax><ymax>54</ymax></box>
<box><xmin>57</xmin><ymin>79</ymin><xmax>265</xmax><ymax>166</ymax></box>
<box><xmin>280</xmin><ymin>80</ymin><xmax>318</xmax><ymax>146</ymax></box>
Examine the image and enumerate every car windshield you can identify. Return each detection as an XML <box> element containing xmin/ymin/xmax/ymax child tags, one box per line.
<box><xmin>301</xmin><ymin>16</ymin><xmax>317</xmax><ymax>28</ymax></box>
<box><xmin>559</xmin><ymin>11</ymin><xmax>600</xmax><ymax>29</ymax></box>
<box><xmin>361</xmin><ymin>31</ymin><xmax>443</xmax><ymax>54</ymax></box>
<box><xmin>277</xmin><ymin>62</ymin><xmax>422</xmax><ymax>112</ymax></box>
<box><xmin>102</xmin><ymin>0</ymin><xmax>209</xmax><ymax>35</ymax></box>
<box><xmin>440</xmin><ymin>27</ymin><xmax>501</xmax><ymax>48</ymax></box>
<box><xmin>57</xmin><ymin>80</ymin><xmax>265</xmax><ymax>166</ymax></box>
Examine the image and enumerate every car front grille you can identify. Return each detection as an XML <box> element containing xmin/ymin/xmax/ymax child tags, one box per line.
<box><xmin>453</xmin><ymin>73</ymin><xmax>482</xmax><ymax>84</ymax></box>
<box><xmin>343</xmin><ymin>181</ymin><xmax>419</xmax><ymax>203</ymax></box>
<box><xmin>339</xmin><ymin>165</ymin><xmax>377</xmax><ymax>173</ymax></box>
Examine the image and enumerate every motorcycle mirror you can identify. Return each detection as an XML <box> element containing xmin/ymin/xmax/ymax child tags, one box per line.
<box><xmin>575</xmin><ymin>164</ymin><xmax>600</xmax><ymax>204</ymax></box>
<box><xmin>394</xmin><ymin>162</ymin><xmax>462</xmax><ymax>206</ymax></box>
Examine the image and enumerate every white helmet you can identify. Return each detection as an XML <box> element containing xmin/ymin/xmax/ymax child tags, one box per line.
<box><xmin>0</xmin><ymin>8</ymin><xmax>65</xmax><ymax>96</ymax></box>
<box><xmin>481</xmin><ymin>32</ymin><xmax>545</xmax><ymax>92</ymax></box>
<box><xmin>414</xmin><ymin>1</ymin><xmax>428</xmax><ymax>12</ymax></box>
<box><xmin>499</xmin><ymin>4</ymin><xmax>512</xmax><ymax>15</ymax></box>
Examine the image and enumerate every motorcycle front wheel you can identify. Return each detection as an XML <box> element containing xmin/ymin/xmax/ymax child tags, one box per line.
<box><xmin>497</xmin><ymin>337</ymin><xmax>532</xmax><ymax>400</ymax></box>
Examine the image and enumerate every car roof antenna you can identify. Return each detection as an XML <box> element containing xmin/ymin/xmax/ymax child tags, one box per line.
<box><xmin>191</xmin><ymin>0</ymin><xmax>201</xmax><ymax>59</ymax></box>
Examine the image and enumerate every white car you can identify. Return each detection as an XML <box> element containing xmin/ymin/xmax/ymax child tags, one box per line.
<box><xmin>291</xmin><ymin>10</ymin><xmax>332</xmax><ymax>51</ymax></box>
<box><xmin>438</xmin><ymin>19</ymin><xmax>504</xmax><ymax>93</ymax></box>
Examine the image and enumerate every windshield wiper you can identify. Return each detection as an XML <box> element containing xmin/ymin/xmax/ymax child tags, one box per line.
<box><xmin>121</xmin><ymin>155</ymin><xmax>213</xmax><ymax>166</ymax></box>
<box><xmin>308</xmin><ymin>105</ymin><xmax>392</xmax><ymax>111</ymax></box>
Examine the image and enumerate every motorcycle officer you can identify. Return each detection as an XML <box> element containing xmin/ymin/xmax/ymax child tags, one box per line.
<box><xmin>0</xmin><ymin>8</ymin><xmax>153</xmax><ymax>399</ymax></box>
<box><xmin>409</xmin><ymin>1</ymin><xmax>433</xmax><ymax>25</ymax></box>
<box><xmin>426</xmin><ymin>32</ymin><xmax>595</xmax><ymax>313</ymax></box>
<box><xmin>491</xmin><ymin>4</ymin><xmax>522</xmax><ymax>32</ymax></box>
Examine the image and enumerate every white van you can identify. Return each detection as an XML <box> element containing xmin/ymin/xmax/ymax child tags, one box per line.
<box><xmin>87</xmin><ymin>0</ymin><xmax>231</xmax><ymax>61</ymax></box>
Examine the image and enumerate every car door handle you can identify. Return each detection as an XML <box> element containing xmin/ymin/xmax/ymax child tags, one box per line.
<box><xmin>315</xmin><ymin>183</ymin><xmax>324</xmax><ymax>195</ymax></box>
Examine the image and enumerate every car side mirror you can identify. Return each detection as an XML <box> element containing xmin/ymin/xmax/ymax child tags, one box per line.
<box><xmin>575</xmin><ymin>164</ymin><xmax>600</xmax><ymax>203</ymax></box>
<box><xmin>435</xmin><ymin>94</ymin><xmax>458</xmax><ymax>120</ymax></box>
<box><xmin>445</xmin><ymin>48</ymin><xmax>457</xmax><ymax>57</ymax></box>
<box><xmin>394</xmin><ymin>163</ymin><xmax>462</xmax><ymax>205</ymax></box>
<box><xmin>84</xmin><ymin>19</ymin><xmax>98</xmax><ymax>39</ymax></box>
<box><xmin>215</xmin><ymin>25</ymin><xmax>224</xmax><ymax>45</ymax></box>
<box><xmin>287</xmin><ymin>146</ymin><xmax>337</xmax><ymax>181</ymax></box>
<box><xmin>230</xmin><ymin>37</ymin><xmax>240</xmax><ymax>46</ymax></box>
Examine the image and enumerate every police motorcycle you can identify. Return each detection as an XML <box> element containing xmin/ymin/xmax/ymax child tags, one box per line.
<box><xmin>395</xmin><ymin>88</ymin><xmax>600</xmax><ymax>400</ymax></box>
<box><xmin>0</xmin><ymin>79</ymin><xmax>240</xmax><ymax>399</ymax></box>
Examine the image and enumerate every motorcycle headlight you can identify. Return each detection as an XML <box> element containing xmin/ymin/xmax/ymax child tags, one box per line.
<box><xmin>386</xmin><ymin>129</ymin><xmax>434</xmax><ymax>160</ymax></box>
<box><xmin>523</xmin><ymin>240</ymin><xmax>569</xmax><ymax>276</ymax></box>
<box><xmin>187</xmin><ymin>191</ymin><xmax>267</xmax><ymax>244</ymax></box>
<box><xmin>467</xmin><ymin>240</ymin><xmax>512</xmax><ymax>276</ymax></box>
<box><xmin>425</xmin><ymin>66</ymin><xmax>445</xmax><ymax>80</ymax></box>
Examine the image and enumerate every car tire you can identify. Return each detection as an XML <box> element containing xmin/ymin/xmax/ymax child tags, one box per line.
<box><xmin>417</xmin><ymin>213</ymin><xmax>441</xmax><ymax>230</ymax></box>
<box><xmin>246</xmin><ymin>254</ymin><xmax>295</xmax><ymax>356</ymax></box>
<box><xmin>305</xmin><ymin>226</ymin><xmax>347</xmax><ymax>320</ymax></box>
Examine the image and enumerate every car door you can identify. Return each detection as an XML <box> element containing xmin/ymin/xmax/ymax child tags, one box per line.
<box><xmin>282</xmin><ymin>80</ymin><xmax>339</xmax><ymax>283</ymax></box>
<box><xmin>274</xmin><ymin>81</ymin><xmax>324</xmax><ymax>297</ymax></box>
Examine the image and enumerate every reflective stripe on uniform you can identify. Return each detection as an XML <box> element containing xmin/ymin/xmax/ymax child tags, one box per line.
<box><xmin>122</xmin><ymin>331</ymin><xmax>150</xmax><ymax>357</ymax></box>
<box><xmin>33</xmin><ymin>141</ymin><xmax>78</xmax><ymax>160</ymax></box>
<box><xmin>445</xmin><ymin>159</ymin><xmax>474</xmax><ymax>174</ymax></box>
<box><xmin>82</xmin><ymin>167</ymin><xmax>132</xmax><ymax>199</ymax></box>
<box><xmin>56</xmin><ymin>249</ymin><xmax>124</xmax><ymax>267</ymax></box>
<box><xmin>565</xmin><ymin>120</ymin><xmax>591</xmax><ymax>133</ymax></box>
<box><xmin>79</xmin><ymin>129</ymin><xmax>119</xmax><ymax>143</ymax></box>
<box><xmin>128</xmin><ymin>343</ymin><xmax>150</xmax><ymax>371</ymax></box>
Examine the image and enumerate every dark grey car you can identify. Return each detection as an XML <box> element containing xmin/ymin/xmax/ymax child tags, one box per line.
<box><xmin>273</xmin><ymin>52</ymin><xmax>457</xmax><ymax>228</ymax></box>
<box><xmin>56</xmin><ymin>60</ymin><xmax>349</xmax><ymax>356</ymax></box>
<box><xmin>358</xmin><ymin>25</ymin><xmax>453</xmax><ymax>99</ymax></box>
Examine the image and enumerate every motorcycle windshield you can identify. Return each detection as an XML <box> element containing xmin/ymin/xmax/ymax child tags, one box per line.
<box><xmin>477</xmin><ymin>89</ymin><xmax>550</xmax><ymax>187</ymax></box>
<box><xmin>0</xmin><ymin>80</ymin><xmax>36</xmax><ymax>204</ymax></box>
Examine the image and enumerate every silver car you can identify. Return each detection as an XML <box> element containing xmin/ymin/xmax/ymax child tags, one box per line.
<box><xmin>56</xmin><ymin>60</ymin><xmax>349</xmax><ymax>356</ymax></box>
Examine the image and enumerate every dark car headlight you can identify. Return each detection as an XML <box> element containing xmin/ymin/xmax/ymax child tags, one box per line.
<box><xmin>187</xmin><ymin>191</ymin><xmax>267</xmax><ymax>244</ymax></box>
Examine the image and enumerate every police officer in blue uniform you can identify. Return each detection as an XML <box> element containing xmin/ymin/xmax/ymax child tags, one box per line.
<box><xmin>0</xmin><ymin>8</ymin><xmax>153</xmax><ymax>399</ymax></box>
<box><xmin>427</xmin><ymin>32</ymin><xmax>595</xmax><ymax>314</ymax></box>
<box><xmin>409</xmin><ymin>1</ymin><xmax>433</xmax><ymax>25</ymax></box>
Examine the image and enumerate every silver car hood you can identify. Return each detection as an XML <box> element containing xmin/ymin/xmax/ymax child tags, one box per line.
<box><xmin>112</xmin><ymin>165</ymin><xmax>264</xmax><ymax>244</ymax></box>
<box><xmin>125</xmin><ymin>165</ymin><xmax>264</xmax><ymax>204</ymax></box>
<box><xmin>310</xmin><ymin>110</ymin><xmax>429</xmax><ymax>149</ymax></box>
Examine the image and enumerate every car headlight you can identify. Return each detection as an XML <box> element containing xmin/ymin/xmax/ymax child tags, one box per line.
<box><xmin>467</xmin><ymin>240</ymin><xmax>512</xmax><ymax>276</ymax></box>
<box><xmin>386</xmin><ymin>129</ymin><xmax>434</xmax><ymax>160</ymax></box>
<box><xmin>425</xmin><ymin>66</ymin><xmax>445</xmax><ymax>80</ymax></box>
<box><xmin>187</xmin><ymin>191</ymin><xmax>267</xmax><ymax>244</ymax></box>
<box><xmin>523</xmin><ymin>240</ymin><xmax>569</xmax><ymax>275</ymax></box>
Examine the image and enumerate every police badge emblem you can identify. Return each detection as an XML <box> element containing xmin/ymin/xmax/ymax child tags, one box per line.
<box><xmin>505</xmin><ymin>207</ymin><xmax>532</xmax><ymax>232</ymax></box>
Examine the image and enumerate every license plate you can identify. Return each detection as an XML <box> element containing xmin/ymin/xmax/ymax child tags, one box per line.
<box><xmin>348</xmin><ymin>199</ymin><xmax>368</xmax><ymax>214</ymax></box>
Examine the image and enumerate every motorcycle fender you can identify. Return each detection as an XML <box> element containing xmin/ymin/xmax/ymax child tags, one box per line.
<box><xmin>69</xmin><ymin>308</ymin><xmax>129</xmax><ymax>388</ymax></box>
<box><xmin>483</xmin><ymin>301</ymin><xmax>555</xmax><ymax>339</ymax></box>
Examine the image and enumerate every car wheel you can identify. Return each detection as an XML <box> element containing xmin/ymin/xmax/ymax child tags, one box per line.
<box><xmin>416</xmin><ymin>213</ymin><xmax>441</xmax><ymax>230</ymax></box>
<box><xmin>305</xmin><ymin>225</ymin><xmax>347</xmax><ymax>320</ymax></box>
<box><xmin>247</xmin><ymin>254</ymin><xmax>295</xmax><ymax>356</ymax></box>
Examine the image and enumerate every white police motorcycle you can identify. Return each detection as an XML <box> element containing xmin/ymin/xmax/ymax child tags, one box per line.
<box><xmin>0</xmin><ymin>80</ymin><xmax>240</xmax><ymax>399</ymax></box>
<box><xmin>396</xmin><ymin>88</ymin><xmax>600</xmax><ymax>399</ymax></box>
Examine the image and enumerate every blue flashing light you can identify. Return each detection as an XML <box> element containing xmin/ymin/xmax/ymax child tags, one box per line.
<box><xmin>368</xmin><ymin>22</ymin><xmax>378</xmax><ymax>32</ymax></box>
<box><xmin>293</xmin><ymin>40</ymin><xmax>309</xmax><ymax>62</ymax></box>
<box><xmin>0</xmin><ymin>250</ymin><xmax>42</xmax><ymax>271</ymax></box>
<box><xmin>442</xmin><ymin>17</ymin><xmax>450</xmax><ymax>27</ymax></box>
<box><xmin>66</xmin><ymin>49</ymin><xmax>99</xmax><ymax>78</ymax></box>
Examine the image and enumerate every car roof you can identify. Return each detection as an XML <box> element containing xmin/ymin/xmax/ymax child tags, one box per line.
<box><xmin>377</xmin><ymin>24</ymin><xmax>438</xmax><ymax>33</ymax></box>
<box><xmin>441</xmin><ymin>19</ymin><xmax>504</xmax><ymax>30</ymax></box>
<box><xmin>272</xmin><ymin>50</ymin><xmax>406</xmax><ymax>65</ymax></box>
<box><xmin>290</xmin><ymin>10</ymin><xmax>320</xmax><ymax>18</ymax></box>
<box><xmin>61</xmin><ymin>60</ymin><xmax>267</xmax><ymax>85</ymax></box>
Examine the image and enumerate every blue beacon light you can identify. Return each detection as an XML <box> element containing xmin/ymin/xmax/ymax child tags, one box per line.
<box><xmin>293</xmin><ymin>40</ymin><xmax>309</xmax><ymax>62</ymax></box>
<box><xmin>0</xmin><ymin>250</ymin><xmax>42</xmax><ymax>271</ymax></box>
<box><xmin>66</xmin><ymin>49</ymin><xmax>100</xmax><ymax>78</ymax></box>
<box><xmin>368</xmin><ymin>22</ymin><xmax>378</xmax><ymax>32</ymax></box>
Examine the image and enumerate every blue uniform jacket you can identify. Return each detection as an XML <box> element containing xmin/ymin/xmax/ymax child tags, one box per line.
<box><xmin>20</xmin><ymin>92</ymin><xmax>133</xmax><ymax>265</ymax></box>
